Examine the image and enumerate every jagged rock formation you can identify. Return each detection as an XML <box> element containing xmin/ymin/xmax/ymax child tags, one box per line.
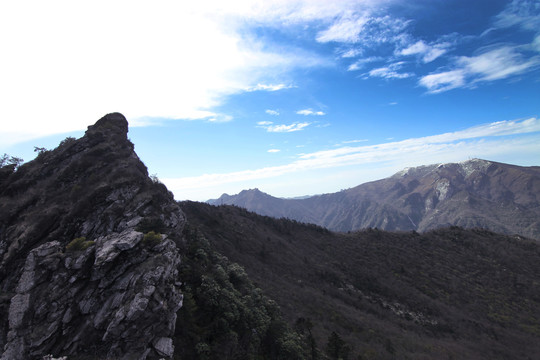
<box><xmin>0</xmin><ymin>113</ymin><xmax>185</xmax><ymax>359</ymax></box>
<box><xmin>209</xmin><ymin>159</ymin><xmax>540</xmax><ymax>239</ymax></box>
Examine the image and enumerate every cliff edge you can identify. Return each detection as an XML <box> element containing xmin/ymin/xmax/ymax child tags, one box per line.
<box><xmin>0</xmin><ymin>113</ymin><xmax>185</xmax><ymax>359</ymax></box>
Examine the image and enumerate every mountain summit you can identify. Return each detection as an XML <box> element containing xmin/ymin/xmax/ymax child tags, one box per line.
<box><xmin>0</xmin><ymin>113</ymin><xmax>185</xmax><ymax>359</ymax></box>
<box><xmin>210</xmin><ymin>159</ymin><xmax>540</xmax><ymax>239</ymax></box>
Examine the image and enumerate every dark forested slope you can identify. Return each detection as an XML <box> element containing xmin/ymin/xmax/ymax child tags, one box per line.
<box><xmin>182</xmin><ymin>200</ymin><xmax>540</xmax><ymax>359</ymax></box>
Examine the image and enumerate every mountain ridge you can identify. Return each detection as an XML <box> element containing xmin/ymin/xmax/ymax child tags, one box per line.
<box><xmin>0</xmin><ymin>113</ymin><xmax>186</xmax><ymax>359</ymax></box>
<box><xmin>209</xmin><ymin>159</ymin><xmax>540</xmax><ymax>239</ymax></box>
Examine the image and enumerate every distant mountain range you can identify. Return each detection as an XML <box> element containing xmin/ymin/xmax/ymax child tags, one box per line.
<box><xmin>209</xmin><ymin>159</ymin><xmax>540</xmax><ymax>239</ymax></box>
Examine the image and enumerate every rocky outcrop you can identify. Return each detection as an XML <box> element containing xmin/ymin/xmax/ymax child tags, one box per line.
<box><xmin>0</xmin><ymin>113</ymin><xmax>185</xmax><ymax>359</ymax></box>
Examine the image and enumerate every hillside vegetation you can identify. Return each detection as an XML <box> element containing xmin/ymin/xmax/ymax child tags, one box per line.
<box><xmin>182</xmin><ymin>201</ymin><xmax>540</xmax><ymax>359</ymax></box>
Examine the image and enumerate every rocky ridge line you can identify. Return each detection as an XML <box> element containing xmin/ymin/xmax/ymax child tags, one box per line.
<box><xmin>0</xmin><ymin>113</ymin><xmax>185</xmax><ymax>359</ymax></box>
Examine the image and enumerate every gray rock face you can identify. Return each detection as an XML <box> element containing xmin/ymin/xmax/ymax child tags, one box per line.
<box><xmin>0</xmin><ymin>114</ymin><xmax>186</xmax><ymax>359</ymax></box>
<box><xmin>153</xmin><ymin>337</ymin><xmax>174</xmax><ymax>358</ymax></box>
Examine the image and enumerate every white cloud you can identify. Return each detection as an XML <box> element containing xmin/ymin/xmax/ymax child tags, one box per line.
<box><xmin>258</xmin><ymin>122</ymin><xmax>311</xmax><ymax>133</ymax></box>
<box><xmin>494</xmin><ymin>0</ymin><xmax>540</xmax><ymax>32</ymax></box>
<box><xmin>0</xmin><ymin>1</ymin><xmax>251</xmax><ymax>142</ymax></box>
<box><xmin>533</xmin><ymin>34</ymin><xmax>540</xmax><ymax>52</ymax></box>
<box><xmin>400</xmin><ymin>40</ymin><xmax>429</xmax><ymax>56</ymax></box>
<box><xmin>267</xmin><ymin>149</ymin><xmax>281</xmax><ymax>153</ymax></box>
<box><xmin>458</xmin><ymin>46</ymin><xmax>540</xmax><ymax>81</ymax></box>
<box><xmin>207</xmin><ymin>114</ymin><xmax>234</xmax><ymax>123</ymax></box>
<box><xmin>419</xmin><ymin>70</ymin><xmax>466</xmax><ymax>93</ymax></box>
<box><xmin>300</xmin><ymin>117</ymin><xmax>540</xmax><ymax>161</ymax></box>
<box><xmin>347</xmin><ymin>56</ymin><xmax>382</xmax><ymax>71</ymax></box>
<box><xmin>316</xmin><ymin>13</ymin><xmax>370</xmax><ymax>43</ymax></box>
<box><xmin>265</xmin><ymin>109</ymin><xmax>280</xmax><ymax>116</ymax></box>
<box><xmin>269</xmin><ymin>123</ymin><xmax>311</xmax><ymax>132</ymax></box>
<box><xmin>417</xmin><ymin>1</ymin><xmax>540</xmax><ymax>94</ymax></box>
<box><xmin>247</xmin><ymin>84</ymin><xmax>294</xmax><ymax>92</ymax></box>
<box><xmin>341</xmin><ymin>48</ymin><xmax>363</xmax><ymax>58</ymax></box>
<box><xmin>0</xmin><ymin>0</ymin><xmax>336</xmax><ymax>146</ymax></box>
<box><xmin>296</xmin><ymin>109</ymin><xmax>326</xmax><ymax>116</ymax></box>
<box><xmin>316</xmin><ymin>13</ymin><xmax>410</xmax><ymax>46</ymax></box>
<box><xmin>398</xmin><ymin>40</ymin><xmax>449</xmax><ymax>63</ymax></box>
<box><xmin>342</xmin><ymin>139</ymin><xmax>368</xmax><ymax>144</ymax></box>
<box><xmin>209</xmin><ymin>0</ymin><xmax>382</xmax><ymax>24</ymax></box>
<box><xmin>367</xmin><ymin>62</ymin><xmax>413</xmax><ymax>79</ymax></box>
<box><xmin>163</xmin><ymin>117</ymin><xmax>540</xmax><ymax>199</ymax></box>
<box><xmin>419</xmin><ymin>45</ymin><xmax>540</xmax><ymax>93</ymax></box>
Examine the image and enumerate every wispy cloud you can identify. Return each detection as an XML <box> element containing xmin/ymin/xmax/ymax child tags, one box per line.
<box><xmin>314</xmin><ymin>0</ymin><xmax>538</xmax><ymax>92</ymax></box>
<box><xmin>419</xmin><ymin>70</ymin><xmax>466</xmax><ymax>93</ymax></box>
<box><xmin>266</xmin><ymin>109</ymin><xmax>280</xmax><ymax>116</ymax></box>
<box><xmin>340</xmin><ymin>48</ymin><xmax>363</xmax><ymax>58</ymax></box>
<box><xmin>207</xmin><ymin>114</ymin><xmax>233</xmax><ymax>123</ymax></box>
<box><xmin>342</xmin><ymin>139</ymin><xmax>368</xmax><ymax>144</ymax></box>
<box><xmin>533</xmin><ymin>34</ymin><xmax>540</xmax><ymax>51</ymax></box>
<box><xmin>316</xmin><ymin>13</ymin><xmax>370</xmax><ymax>43</ymax></box>
<box><xmin>420</xmin><ymin>45</ymin><xmax>540</xmax><ymax>93</ymax></box>
<box><xmin>458</xmin><ymin>46</ymin><xmax>540</xmax><ymax>81</ymax></box>
<box><xmin>247</xmin><ymin>83</ymin><xmax>295</xmax><ymax>92</ymax></box>
<box><xmin>267</xmin><ymin>149</ymin><xmax>281</xmax><ymax>153</ymax></box>
<box><xmin>398</xmin><ymin>40</ymin><xmax>450</xmax><ymax>63</ymax></box>
<box><xmin>494</xmin><ymin>0</ymin><xmax>540</xmax><ymax>32</ymax></box>
<box><xmin>258</xmin><ymin>121</ymin><xmax>311</xmax><ymax>133</ymax></box>
<box><xmin>367</xmin><ymin>62</ymin><xmax>413</xmax><ymax>79</ymax></box>
<box><xmin>418</xmin><ymin>1</ymin><xmax>540</xmax><ymax>93</ymax></box>
<box><xmin>164</xmin><ymin>117</ymin><xmax>540</xmax><ymax>195</ymax></box>
<box><xmin>301</xmin><ymin>117</ymin><xmax>540</xmax><ymax>161</ymax></box>
<box><xmin>347</xmin><ymin>56</ymin><xmax>382</xmax><ymax>71</ymax></box>
<box><xmin>297</xmin><ymin>109</ymin><xmax>326</xmax><ymax>116</ymax></box>
<box><xmin>316</xmin><ymin>13</ymin><xmax>410</xmax><ymax>46</ymax></box>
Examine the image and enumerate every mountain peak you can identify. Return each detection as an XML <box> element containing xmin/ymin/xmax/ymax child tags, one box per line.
<box><xmin>85</xmin><ymin>112</ymin><xmax>129</xmax><ymax>141</ymax></box>
<box><xmin>241</xmin><ymin>188</ymin><xmax>265</xmax><ymax>195</ymax></box>
<box><xmin>0</xmin><ymin>114</ymin><xmax>185</xmax><ymax>359</ymax></box>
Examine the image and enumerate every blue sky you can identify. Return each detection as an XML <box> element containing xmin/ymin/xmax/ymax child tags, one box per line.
<box><xmin>1</xmin><ymin>0</ymin><xmax>539</xmax><ymax>201</ymax></box>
